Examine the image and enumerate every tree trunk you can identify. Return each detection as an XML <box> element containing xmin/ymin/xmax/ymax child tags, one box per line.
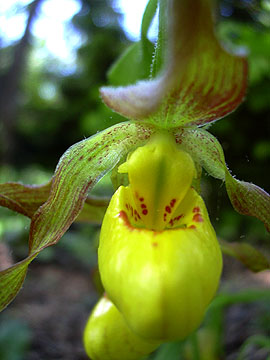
<box><xmin>0</xmin><ymin>0</ymin><xmax>43</xmax><ymax>165</ymax></box>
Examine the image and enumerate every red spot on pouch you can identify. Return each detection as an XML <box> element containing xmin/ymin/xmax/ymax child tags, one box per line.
<box><xmin>118</xmin><ymin>211</ymin><xmax>131</xmax><ymax>227</ymax></box>
<box><xmin>165</xmin><ymin>206</ymin><xmax>171</xmax><ymax>213</ymax></box>
<box><xmin>118</xmin><ymin>211</ymin><xmax>137</xmax><ymax>231</ymax></box>
<box><xmin>142</xmin><ymin>209</ymin><xmax>148</xmax><ymax>215</ymax></box>
<box><xmin>170</xmin><ymin>199</ymin><xmax>176</xmax><ymax>207</ymax></box>
<box><xmin>141</xmin><ymin>204</ymin><xmax>147</xmax><ymax>209</ymax></box>
<box><xmin>139</xmin><ymin>197</ymin><xmax>144</xmax><ymax>202</ymax></box>
<box><xmin>152</xmin><ymin>242</ymin><xmax>158</xmax><ymax>247</ymax></box>
<box><xmin>188</xmin><ymin>225</ymin><xmax>196</xmax><ymax>229</ymax></box>
<box><xmin>193</xmin><ymin>214</ymin><xmax>203</xmax><ymax>222</ymax></box>
<box><xmin>193</xmin><ymin>207</ymin><xmax>200</xmax><ymax>213</ymax></box>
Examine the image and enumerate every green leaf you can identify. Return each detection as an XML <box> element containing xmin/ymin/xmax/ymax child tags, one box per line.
<box><xmin>108</xmin><ymin>0</ymin><xmax>157</xmax><ymax>87</ymax></box>
<box><xmin>77</xmin><ymin>196</ymin><xmax>110</xmax><ymax>224</ymax></box>
<box><xmin>101</xmin><ymin>0</ymin><xmax>247</xmax><ymax>127</ymax></box>
<box><xmin>218</xmin><ymin>21</ymin><xmax>270</xmax><ymax>85</ymax></box>
<box><xmin>220</xmin><ymin>239</ymin><xmax>270</xmax><ymax>272</ymax></box>
<box><xmin>153</xmin><ymin>341</ymin><xmax>184</xmax><ymax>360</ymax></box>
<box><xmin>108</xmin><ymin>41</ymin><xmax>154</xmax><ymax>86</ymax></box>
<box><xmin>236</xmin><ymin>335</ymin><xmax>270</xmax><ymax>360</ymax></box>
<box><xmin>175</xmin><ymin>127</ymin><xmax>270</xmax><ymax>232</ymax></box>
<box><xmin>0</xmin><ymin>121</ymin><xmax>156</xmax><ymax>312</ymax></box>
<box><xmin>210</xmin><ymin>289</ymin><xmax>270</xmax><ymax>308</ymax></box>
<box><xmin>0</xmin><ymin>318</ymin><xmax>31</xmax><ymax>360</ymax></box>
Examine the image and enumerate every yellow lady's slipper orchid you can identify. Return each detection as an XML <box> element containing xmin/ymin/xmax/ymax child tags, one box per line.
<box><xmin>1</xmin><ymin>1</ymin><xmax>269</xmax><ymax>359</ymax></box>
<box><xmin>83</xmin><ymin>295</ymin><xmax>160</xmax><ymax>360</ymax></box>
<box><xmin>99</xmin><ymin>134</ymin><xmax>222</xmax><ymax>341</ymax></box>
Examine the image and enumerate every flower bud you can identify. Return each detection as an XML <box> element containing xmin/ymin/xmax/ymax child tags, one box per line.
<box><xmin>83</xmin><ymin>296</ymin><xmax>159</xmax><ymax>360</ymax></box>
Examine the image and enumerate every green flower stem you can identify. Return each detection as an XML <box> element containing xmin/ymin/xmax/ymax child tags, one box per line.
<box><xmin>141</xmin><ymin>0</ymin><xmax>158</xmax><ymax>54</ymax></box>
<box><xmin>189</xmin><ymin>333</ymin><xmax>201</xmax><ymax>360</ymax></box>
<box><xmin>151</xmin><ymin>0</ymin><xmax>167</xmax><ymax>77</ymax></box>
<box><xmin>210</xmin><ymin>290</ymin><xmax>270</xmax><ymax>309</ymax></box>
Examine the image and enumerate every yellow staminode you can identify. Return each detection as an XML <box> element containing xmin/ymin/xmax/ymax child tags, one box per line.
<box><xmin>118</xmin><ymin>132</ymin><xmax>196</xmax><ymax>231</ymax></box>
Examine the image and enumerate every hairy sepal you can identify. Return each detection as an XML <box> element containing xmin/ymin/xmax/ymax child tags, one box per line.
<box><xmin>175</xmin><ymin>127</ymin><xmax>270</xmax><ymax>232</ymax></box>
<box><xmin>225</xmin><ymin>174</ymin><xmax>270</xmax><ymax>233</ymax></box>
<box><xmin>101</xmin><ymin>0</ymin><xmax>247</xmax><ymax>128</ymax></box>
<box><xmin>0</xmin><ymin>121</ymin><xmax>155</xmax><ymax>312</ymax></box>
<box><xmin>0</xmin><ymin>181</ymin><xmax>52</xmax><ymax>218</ymax></box>
<box><xmin>0</xmin><ymin>181</ymin><xmax>109</xmax><ymax>224</ymax></box>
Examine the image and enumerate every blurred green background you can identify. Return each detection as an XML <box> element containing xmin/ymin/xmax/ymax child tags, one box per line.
<box><xmin>0</xmin><ymin>0</ymin><xmax>269</xmax><ymax>359</ymax></box>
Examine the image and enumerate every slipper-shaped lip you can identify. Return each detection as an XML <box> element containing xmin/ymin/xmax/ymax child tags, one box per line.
<box><xmin>99</xmin><ymin>185</ymin><xmax>223</xmax><ymax>341</ymax></box>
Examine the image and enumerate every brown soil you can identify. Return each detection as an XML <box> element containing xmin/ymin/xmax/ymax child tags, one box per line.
<box><xmin>3</xmin><ymin>263</ymin><xmax>98</xmax><ymax>360</ymax></box>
